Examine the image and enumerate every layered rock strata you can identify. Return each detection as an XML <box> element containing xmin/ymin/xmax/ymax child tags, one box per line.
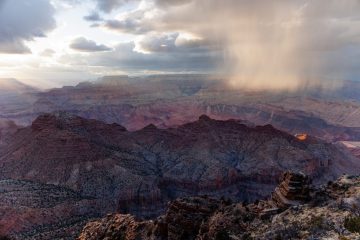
<box><xmin>78</xmin><ymin>174</ymin><xmax>360</xmax><ymax>240</ymax></box>
<box><xmin>272</xmin><ymin>171</ymin><xmax>311</xmax><ymax>209</ymax></box>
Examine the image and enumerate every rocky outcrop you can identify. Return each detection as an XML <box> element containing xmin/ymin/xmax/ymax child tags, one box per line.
<box><xmin>165</xmin><ymin>197</ymin><xmax>221</xmax><ymax>240</ymax></box>
<box><xmin>272</xmin><ymin>171</ymin><xmax>311</xmax><ymax>209</ymax></box>
<box><xmin>78</xmin><ymin>173</ymin><xmax>360</xmax><ymax>240</ymax></box>
<box><xmin>78</xmin><ymin>214</ymin><xmax>155</xmax><ymax>240</ymax></box>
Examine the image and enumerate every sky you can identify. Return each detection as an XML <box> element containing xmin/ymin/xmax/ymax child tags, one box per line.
<box><xmin>1</xmin><ymin>0</ymin><xmax>360</xmax><ymax>89</ymax></box>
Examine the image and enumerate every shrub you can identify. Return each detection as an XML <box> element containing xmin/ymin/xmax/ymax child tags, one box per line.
<box><xmin>215</xmin><ymin>230</ymin><xmax>230</xmax><ymax>240</ymax></box>
<box><xmin>310</xmin><ymin>215</ymin><xmax>325</xmax><ymax>230</ymax></box>
<box><xmin>242</xmin><ymin>233</ymin><xmax>253</xmax><ymax>240</ymax></box>
<box><xmin>339</xmin><ymin>236</ymin><xmax>350</xmax><ymax>240</ymax></box>
<box><xmin>0</xmin><ymin>236</ymin><xmax>12</xmax><ymax>240</ymax></box>
<box><xmin>275</xmin><ymin>234</ymin><xmax>283</xmax><ymax>240</ymax></box>
<box><xmin>344</xmin><ymin>216</ymin><xmax>360</xmax><ymax>233</ymax></box>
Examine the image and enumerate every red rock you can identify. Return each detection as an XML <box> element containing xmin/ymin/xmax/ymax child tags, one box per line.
<box><xmin>0</xmin><ymin>113</ymin><xmax>359</xmax><ymax>238</ymax></box>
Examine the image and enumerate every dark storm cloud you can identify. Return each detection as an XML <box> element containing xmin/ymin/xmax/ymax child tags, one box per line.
<box><xmin>105</xmin><ymin>42</ymin><xmax>219</xmax><ymax>72</ymax></box>
<box><xmin>62</xmin><ymin>40</ymin><xmax>221</xmax><ymax>73</ymax></box>
<box><xmin>70</xmin><ymin>37</ymin><xmax>112</xmax><ymax>52</ymax></box>
<box><xmin>0</xmin><ymin>0</ymin><xmax>56</xmax><ymax>54</ymax></box>
<box><xmin>45</xmin><ymin>0</ymin><xmax>360</xmax><ymax>88</ymax></box>
<box><xmin>101</xmin><ymin>0</ymin><xmax>360</xmax><ymax>89</ymax></box>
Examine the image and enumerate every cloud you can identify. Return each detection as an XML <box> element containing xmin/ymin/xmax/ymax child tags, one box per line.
<box><xmin>104</xmin><ymin>8</ymin><xmax>153</xmax><ymax>34</ymax></box>
<box><xmin>105</xmin><ymin>19</ymin><xmax>149</xmax><ymax>34</ymax></box>
<box><xmin>93</xmin><ymin>0</ymin><xmax>192</xmax><ymax>12</ymax></box>
<box><xmin>40</xmin><ymin>49</ymin><xmax>56</xmax><ymax>57</ymax></box>
<box><xmin>0</xmin><ymin>41</ymin><xmax>31</xmax><ymax>54</ymax></box>
<box><xmin>61</xmin><ymin>40</ymin><xmax>220</xmax><ymax>74</ymax></box>
<box><xmin>60</xmin><ymin>0</ymin><xmax>82</xmax><ymax>4</ymax></box>
<box><xmin>90</xmin><ymin>23</ymin><xmax>101</xmax><ymax>28</ymax></box>
<box><xmin>70</xmin><ymin>37</ymin><xmax>112</xmax><ymax>52</ymax></box>
<box><xmin>135</xmin><ymin>33</ymin><xmax>179</xmax><ymax>53</ymax></box>
<box><xmin>94</xmin><ymin>0</ymin><xmax>131</xmax><ymax>13</ymax></box>
<box><xmin>0</xmin><ymin>0</ymin><xmax>56</xmax><ymax>54</ymax></box>
<box><xmin>84</xmin><ymin>11</ymin><xmax>103</xmax><ymax>22</ymax></box>
<box><xmin>11</xmin><ymin>0</ymin><xmax>360</xmax><ymax>88</ymax></box>
<box><xmin>155</xmin><ymin>0</ymin><xmax>192</xmax><ymax>8</ymax></box>
<box><xmin>100</xmin><ymin>0</ymin><xmax>360</xmax><ymax>90</ymax></box>
<box><xmin>134</xmin><ymin>32</ymin><xmax>215</xmax><ymax>54</ymax></box>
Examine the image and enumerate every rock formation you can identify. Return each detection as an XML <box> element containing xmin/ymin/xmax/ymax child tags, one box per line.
<box><xmin>77</xmin><ymin>214</ymin><xmax>155</xmax><ymax>240</ymax></box>
<box><xmin>0</xmin><ymin>119</ymin><xmax>18</xmax><ymax>146</ymax></box>
<box><xmin>0</xmin><ymin>113</ymin><xmax>359</xmax><ymax>239</ymax></box>
<box><xmin>271</xmin><ymin>171</ymin><xmax>311</xmax><ymax>209</ymax></box>
<box><xmin>165</xmin><ymin>197</ymin><xmax>221</xmax><ymax>240</ymax></box>
<box><xmin>0</xmin><ymin>179</ymin><xmax>106</xmax><ymax>240</ymax></box>
<box><xmin>2</xmin><ymin>76</ymin><xmax>360</xmax><ymax>142</ymax></box>
<box><xmin>78</xmin><ymin>173</ymin><xmax>360</xmax><ymax>240</ymax></box>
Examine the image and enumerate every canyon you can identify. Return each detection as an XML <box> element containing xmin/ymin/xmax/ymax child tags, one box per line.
<box><xmin>1</xmin><ymin>76</ymin><xmax>360</xmax><ymax>239</ymax></box>
<box><xmin>2</xmin><ymin>76</ymin><xmax>360</xmax><ymax>142</ymax></box>
<box><xmin>0</xmin><ymin>112</ymin><xmax>359</xmax><ymax>239</ymax></box>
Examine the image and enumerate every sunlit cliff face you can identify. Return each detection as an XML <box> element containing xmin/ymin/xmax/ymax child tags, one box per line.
<box><xmin>295</xmin><ymin>134</ymin><xmax>308</xmax><ymax>141</ymax></box>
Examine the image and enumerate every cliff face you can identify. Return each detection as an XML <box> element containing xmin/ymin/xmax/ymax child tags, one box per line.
<box><xmin>0</xmin><ymin>119</ymin><xmax>18</xmax><ymax>146</ymax></box>
<box><xmin>0</xmin><ymin>114</ymin><xmax>359</xmax><ymax>238</ymax></box>
<box><xmin>0</xmin><ymin>179</ymin><xmax>108</xmax><ymax>240</ymax></box>
<box><xmin>32</xmin><ymin>85</ymin><xmax>360</xmax><ymax>142</ymax></box>
<box><xmin>78</xmin><ymin>173</ymin><xmax>360</xmax><ymax>240</ymax></box>
<box><xmin>3</xmin><ymin>76</ymin><xmax>360</xmax><ymax>142</ymax></box>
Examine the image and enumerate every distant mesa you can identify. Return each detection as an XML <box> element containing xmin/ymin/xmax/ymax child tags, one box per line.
<box><xmin>2</xmin><ymin>75</ymin><xmax>360</xmax><ymax>143</ymax></box>
<box><xmin>142</xmin><ymin>123</ymin><xmax>158</xmax><ymax>130</ymax></box>
<box><xmin>0</xmin><ymin>78</ymin><xmax>36</xmax><ymax>92</ymax></box>
<box><xmin>198</xmin><ymin>114</ymin><xmax>211</xmax><ymax>121</ymax></box>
